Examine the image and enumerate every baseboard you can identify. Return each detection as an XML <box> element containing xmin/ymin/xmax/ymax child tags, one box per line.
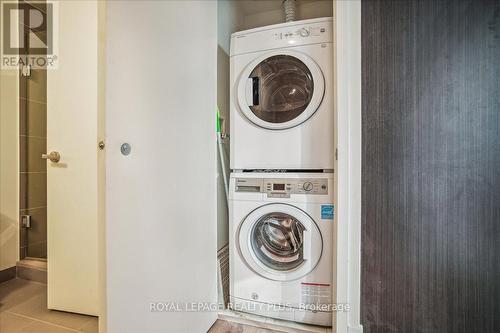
<box><xmin>0</xmin><ymin>266</ymin><xmax>16</xmax><ymax>283</ymax></box>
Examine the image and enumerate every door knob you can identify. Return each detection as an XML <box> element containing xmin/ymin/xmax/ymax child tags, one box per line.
<box><xmin>42</xmin><ymin>151</ymin><xmax>61</xmax><ymax>163</ymax></box>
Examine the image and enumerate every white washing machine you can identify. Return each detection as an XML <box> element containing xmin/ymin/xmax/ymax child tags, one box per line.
<box><xmin>230</xmin><ymin>17</ymin><xmax>334</xmax><ymax>170</ymax></box>
<box><xmin>229</xmin><ymin>172</ymin><xmax>335</xmax><ymax>326</ymax></box>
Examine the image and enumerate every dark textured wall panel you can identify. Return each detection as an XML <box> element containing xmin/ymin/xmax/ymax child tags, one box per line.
<box><xmin>361</xmin><ymin>1</ymin><xmax>500</xmax><ymax>332</ymax></box>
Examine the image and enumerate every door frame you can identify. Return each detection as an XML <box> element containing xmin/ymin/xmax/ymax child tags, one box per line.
<box><xmin>94</xmin><ymin>0</ymin><xmax>362</xmax><ymax>331</ymax></box>
<box><xmin>334</xmin><ymin>0</ymin><xmax>363</xmax><ymax>333</ymax></box>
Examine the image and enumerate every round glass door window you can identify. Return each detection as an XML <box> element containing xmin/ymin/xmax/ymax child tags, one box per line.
<box><xmin>238</xmin><ymin>203</ymin><xmax>323</xmax><ymax>281</ymax></box>
<box><xmin>251</xmin><ymin>212</ymin><xmax>306</xmax><ymax>271</ymax></box>
<box><xmin>248</xmin><ymin>55</ymin><xmax>314</xmax><ymax>124</ymax></box>
<box><xmin>238</xmin><ymin>50</ymin><xmax>325</xmax><ymax>130</ymax></box>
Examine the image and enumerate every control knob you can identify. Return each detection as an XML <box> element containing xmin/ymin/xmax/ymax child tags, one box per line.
<box><xmin>299</xmin><ymin>28</ymin><xmax>310</xmax><ymax>37</ymax></box>
<box><xmin>303</xmin><ymin>181</ymin><xmax>314</xmax><ymax>192</ymax></box>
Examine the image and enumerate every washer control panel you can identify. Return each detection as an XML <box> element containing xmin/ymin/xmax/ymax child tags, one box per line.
<box><xmin>265</xmin><ymin>178</ymin><xmax>328</xmax><ymax>197</ymax></box>
<box><xmin>235</xmin><ymin>177</ymin><xmax>328</xmax><ymax>198</ymax></box>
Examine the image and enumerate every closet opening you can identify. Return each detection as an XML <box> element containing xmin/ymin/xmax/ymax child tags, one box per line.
<box><xmin>215</xmin><ymin>1</ymin><xmax>336</xmax><ymax>332</ymax></box>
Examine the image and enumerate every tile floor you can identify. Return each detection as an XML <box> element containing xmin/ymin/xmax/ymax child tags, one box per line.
<box><xmin>0</xmin><ymin>278</ymin><xmax>98</xmax><ymax>333</ymax></box>
<box><xmin>0</xmin><ymin>278</ymin><xmax>325</xmax><ymax>333</ymax></box>
<box><xmin>208</xmin><ymin>319</ymin><xmax>287</xmax><ymax>333</ymax></box>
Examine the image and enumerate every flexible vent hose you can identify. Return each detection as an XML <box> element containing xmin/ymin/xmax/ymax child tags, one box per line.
<box><xmin>282</xmin><ymin>0</ymin><xmax>296</xmax><ymax>22</ymax></box>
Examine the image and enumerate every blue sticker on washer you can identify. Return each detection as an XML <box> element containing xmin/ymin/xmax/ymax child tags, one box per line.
<box><xmin>321</xmin><ymin>205</ymin><xmax>335</xmax><ymax>220</ymax></box>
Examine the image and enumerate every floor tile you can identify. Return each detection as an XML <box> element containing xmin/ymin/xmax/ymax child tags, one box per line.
<box><xmin>208</xmin><ymin>319</ymin><xmax>285</xmax><ymax>333</ymax></box>
<box><xmin>0</xmin><ymin>279</ymin><xmax>46</xmax><ymax>312</ymax></box>
<box><xmin>18</xmin><ymin>320</ymin><xmax>77</xmax><ymax>333</ymax></box>
<box><xmin>0</xmin><ymin>312</ymin><xmax>34</xmax><ymax>333</ymax></box>
<box><xmin>79</xmin><ymin>317</ymin><xmax>98</xmax><ymax>333</ymax></box>
<box><xmin>0</xmin><ymin>278</ymin><xmax>97</xmax><ymax>332</ymax></box>
<box><xmin>16</xmin><ymin>265</ymin><xmax>47</xmax><ymax>284</ymax></box>
<box><xmin>8</xmin><ymin>293</ymin><xmax>93</xmax><ymax>330</ymax></box>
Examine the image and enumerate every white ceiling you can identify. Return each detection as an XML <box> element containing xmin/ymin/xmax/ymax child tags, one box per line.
<box><xmin>237</xmin><ymin>0</ymin><xmax>322</xmax><ymax>16</ymax></box>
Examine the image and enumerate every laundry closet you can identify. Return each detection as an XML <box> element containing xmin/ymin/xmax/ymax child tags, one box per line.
<box><xmin>216</xmin><ymin>1</ymin><xmax>342</xmax><ymax>332</ymax></box>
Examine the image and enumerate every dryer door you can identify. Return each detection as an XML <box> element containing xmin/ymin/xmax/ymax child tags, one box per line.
<box><xmin>238</xmin><ymin>203</ymin><xmax>323</xmax><ymax>281</ymax></box>
<box><xmin>237</xmin><ymin>50</ymin><xmax>325</xmax><ymax>130</ymax></box>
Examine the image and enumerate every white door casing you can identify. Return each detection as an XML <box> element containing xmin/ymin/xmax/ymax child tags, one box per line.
<box><xmin>105</xmin><ymin>1</ymin><xmax>218</xmax><ymax>332</ymax></box>
<box><xmin>335</xmin><ymin>0</ymin><xmax>363</xmax><ymax>332</ymax></box>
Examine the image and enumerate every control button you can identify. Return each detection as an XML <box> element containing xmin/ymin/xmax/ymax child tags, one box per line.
<box><xmin>299</xmin><ymin>28</ymin><xmax>310</xmax><ymax>37</ymax></box>
<box><xmin>303</xmin><ymin>181</ymin><xmax>314</xmax><ymax>192</ymax></box>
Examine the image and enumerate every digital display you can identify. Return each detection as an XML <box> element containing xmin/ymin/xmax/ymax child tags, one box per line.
<box><xmin>273</xmin><ymin>183</ymin><xmax>285</xmax><ymax>191</ymax></box>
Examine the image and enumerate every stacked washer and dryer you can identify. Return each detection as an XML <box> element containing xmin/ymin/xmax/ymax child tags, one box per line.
<box><xmin>229</xmin><ymin>17</ymin><xmax>335</xmax><ymax>327</ymax></box>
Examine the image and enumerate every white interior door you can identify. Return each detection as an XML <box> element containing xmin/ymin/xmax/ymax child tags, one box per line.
<box><xmin>46</xmin><ymin>1</ymin><xmax>100</xmax><ymax>315</ymax></box>
<box><xmin>105</xmin><ymin>1</ymin><xmax>218</xmax><ymax>332</ymax></box>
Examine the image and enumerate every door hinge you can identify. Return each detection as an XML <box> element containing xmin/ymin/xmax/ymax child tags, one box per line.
<box><xmin>21</xmin><ymin>64</ymin><xmax>31</xmax><ymax>78</ymax></box>
<box><xmin>21</xmin><ymin>215</ymin><xmax>31</xmax><ymax>228</ymax></box>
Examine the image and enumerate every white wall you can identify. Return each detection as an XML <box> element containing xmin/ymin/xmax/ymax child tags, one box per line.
<box><xmin>0</xmin><ymin>16</ymin><xmax>19</xmax><ymax>271</ymax></box>
<box><xmin>0</xmin><ymin>68</ymin><xmax>19</xmax><ymax>271</ymax></box>
<box><xmin>242</xmin><ymin>0</ymin><xmax>333</xmax><ymax>30</ymax></box>
<box><xmin>218</xmin><ymin>0</ymin><xmax>244</xmax><ymax>55</ymax></box>
<box><xmin>217</xmin><ymin>0</ymin><xmax>244</xmax><ymax>250</ymax></box>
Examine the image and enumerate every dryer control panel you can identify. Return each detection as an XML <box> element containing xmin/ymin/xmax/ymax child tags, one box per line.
<box><xmin>230</xmin><ymin>17</ymin><xmax>333</xmax><ymax>56</ymax></box>
<box><xmin>235</xmin><ymin>177</ymin><xmax>328</xmax><ymax>198</ymax></box>
<box><xmin>272</xmin><ymin>26</ymin><xmax>326</xmax><ymax>40</ymax></box>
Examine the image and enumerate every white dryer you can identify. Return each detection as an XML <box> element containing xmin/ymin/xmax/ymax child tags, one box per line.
<box><xmin>229</xmin><ymin>172</ymin><xmax>335</xmax><ymax>326</ymax></box>
<box><xmin>230</xmin><ymin>18</ymin><xmax>334</xmax><ymax>170</ymax></box>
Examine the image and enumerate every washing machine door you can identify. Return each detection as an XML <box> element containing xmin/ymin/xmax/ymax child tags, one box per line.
<box><xmin>238</xmin><ymin>203</ymin><xmax>323</xmax><ymax>281</ymax></box>
<box><xmin>237</xmin><ymin>50</ymin><xmax>325</xmax><ymax>130</ymax></box>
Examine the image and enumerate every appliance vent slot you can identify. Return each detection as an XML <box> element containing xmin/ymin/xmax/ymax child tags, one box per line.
<box><xmin>217</xmin><ymin>245</ymin><xmax>229</xmax><ymax>308</ymax></box>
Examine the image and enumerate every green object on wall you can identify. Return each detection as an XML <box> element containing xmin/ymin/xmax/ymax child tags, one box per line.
<box><xmin>216</xmin><ymin>106</ymin><xmax>221</xmax><ymax>133</ymax></box>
